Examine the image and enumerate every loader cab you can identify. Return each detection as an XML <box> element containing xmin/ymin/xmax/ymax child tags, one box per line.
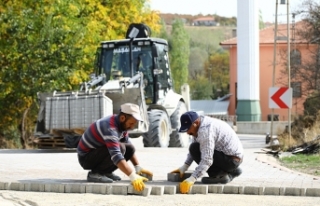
<box><xmin>95</xmin><ymin>38</ymin><xmax>174</xmax><ymax>105</ymax></box>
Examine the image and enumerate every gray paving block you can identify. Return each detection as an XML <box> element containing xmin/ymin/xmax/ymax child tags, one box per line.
<box><xmin>0</xmin><ymin>182</ymin><xmax>9</xmax><ymax>190</ymax></box>
<box><xmin>112</xmin><ymin>185</ymin><xmax>128</xmax><ymax>195</ymax></box>
<box><xmin>140</xmin><ymin>173</ymin><xmax>153</xmax><ymax>181</ymax></box>
<box><xmin>208</xmin><ymin>185</ymin><xmax>224</xmax><ymax>193</ymax></box>
<box><xmin>167</xmin><ymin>172</ymin><xmax>192</xmax><ymax>182</ymax></box>
<box><xmin>279</xmin><ymin>187</ymin><xmax>285</xmax><ymax>196</ymax></box>
<box><xmin>190</xmin><ymin>185</ymin><xmax>208</xmax><ymax>194</ymax></box>
<box><xmin>86</xmin><ymin>184</ymin><xmax>112</xmax><ymax>195</ymax></box>
<box><xmin>284</xmin><ymin>187</ymin><xmax>304</xmax><ymax>196</ymax></box>
<box><xmin>25</xmin><ymin>183</ymin><xmax>44</xmax><ymax>192</ymax></box>
<box><xmin>151</xmin><ymin>186</ymin><xmax>164</xmax><ymax>195</ymax></box>
<box><xmin>65</xmin><ymin>184</ymin><xmax>86</xmax><ymax>193</ymax></box>
<box><xmin>264</xmin><ymin>187</ymin><xmax>280</xmax><ymax>195</ymax></box>
<box><xmin>9</xmin><ymin>182</ymin><xmax>24</xmax><ymax>191</ymax></box>
<box><xmin>128</xmin><ymin>185</ymin><xmax>151</xmax><ymax>196</ymax></box>
<box><xmin>45</xmin><ymin>183</ymin><xmax>65</xmax><ymax>193</ymax></box>
<box><xmin>164</xmin><ymin>185</ymin><xmax>176</xmax><ymax>195</ymax></box>
<box><xmin>243</xmin><ymin>186</ymin><xmax>264</xmax><ymax>195</ymax></box>
<box><xmin>223</xmin><ymin>185</ymin><xmax>240</xmax><ymax>194</ymax></box>
<box><xmin>306</xmin><ymin>188</ymin><xmax>320</xmax><ymax>197</ymax></box>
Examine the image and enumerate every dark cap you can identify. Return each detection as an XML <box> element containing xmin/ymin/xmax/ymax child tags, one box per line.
<box><xmin>179</xmin><ymin>111</ymin><xmax>199</xmax><ymax>133</ymax></box>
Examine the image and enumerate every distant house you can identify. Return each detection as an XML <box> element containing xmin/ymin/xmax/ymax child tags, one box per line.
<box><xmin>192</xmin><ymin>17</ymin><xmax>218</xmax><ymax>26</ymax></box>
<box><xmin>220</xmin><ymin>21</ymin><xmax>317</xmax><ymax>121</ymax></box>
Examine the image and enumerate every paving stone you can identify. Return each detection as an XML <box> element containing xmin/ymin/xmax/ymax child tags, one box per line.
<box><xmin>0</xmin><ymin>182</ymin><xmax>9</xmax><ymax>190</ymax></box>
<box><xmin>284</xmin><ymin>187</ymin><xmax>304</xmax><ymax>196</ymax></box>
<box><xmin>190</xmin><ymin>185</ymin><xmax>208</xmax><ymax>194</ymax></box>
<box><xmin>45</xmin><ymin>183</ymin><xmax>65</xmax><ymax>193</ymax></box>
<box><xmin>279</xmin><ymin>187</ymin><xmax>285</xmax><ymax>196</ymax></box>
<box><xmin>264</xmin><ymin>187</ymin><xmax>280</xmax><ymax>195</ymax></box>
<box><xmin>164</xmin><ymin>185</ymin><xmax>176</xmax><ymax>195</ymax></box>
<box><xmin>140</xmin><ymin>173</ymin><xmax>153</xmax><ymax>181</ymax></box>
<box><xmin>151</xmin><ymin>186</ymin><xmax>164</xmax><ymax>195</ymax></box>
<box><xmin>208</xmin><ymin>185</ymin><xmax>224</xmax><ymax>193</ymax></box>
<box><xmin>25</xmin><ymin>183</ymin><xmax>44</xmax><ymax>192</ymax></box>
<box><xmin>223</xmin><ymin>185</ymin><xmax>240</xmax><ymax>194</ymax></box>
<box><xmin>306</xmin><ymin>188</ymin><xmax>320</xmax><ymax>197</ymax></box>
<box><xmin>65</xmin><ymin>184</ymin><xmax>86</xmax><ymax>193</ymax></box>
<box><xmin>243</xmin><ymin>186</ymin><xmax>264</xmax><ymax>195</ymax></box>
<box><xmin>128</xmin><ymin>185</ymin><xmax>151</xmax><ymax>196</ymax></box>
<box><xmin>86</xmin><ymin>184</ymin><xmax>112</xmax><ymax>195</ymax></box>
<box><xmin>112</xmin><ymin>185</ymin><xmax>128</xmax><ymax>195</ymax></box>
<box><xmin>167</xmin><ymin>172</ymin><xmax>192</xmax><ymax>182</ymax></box>
<box><xmin>9</xmin><ymin>182</ymin><xmax>24</xmax><ymax>191</ymax></box>
<box><xmin>238</xmin><ymin>186</ymin><xmax>244</xmax><ymax>194</ymax></box>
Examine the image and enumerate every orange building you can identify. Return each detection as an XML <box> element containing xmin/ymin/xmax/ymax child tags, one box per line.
<box><xmin>220</xmin><ymin>21</ymin><xmax>317</xmax><ymax>121</ymax></box>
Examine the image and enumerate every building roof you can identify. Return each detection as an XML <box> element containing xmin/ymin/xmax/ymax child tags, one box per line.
<box><xmin>220</xmin><ymin>20</ymin><xmax>309</xmax><ymax>46</ymax></box>
<box><xmin>190</xmin><ymin>94</ymin><xmax>231</xmax><ymax>115</ymax></box>
<box><xmin>193</xmin><ymin>17</ymin><xmax>215</xmax><ymax>22</ymax></box>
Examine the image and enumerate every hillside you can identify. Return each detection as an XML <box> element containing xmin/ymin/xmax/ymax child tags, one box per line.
<box><xmin>159</xmin><ymin>13</ymin><xmax>237</xmax><ymax>26</ymax></box>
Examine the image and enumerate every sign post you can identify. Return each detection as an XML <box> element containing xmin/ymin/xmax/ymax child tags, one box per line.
<box><xmin>268</xmin><ymin>87</ymin><xmax>292</xmax><ymax>149</ymax></box>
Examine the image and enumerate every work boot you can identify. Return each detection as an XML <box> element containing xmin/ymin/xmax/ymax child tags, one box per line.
<box><xmin>105</xmin><ymin>173</ymin><xmax>121</xmax><ymax>181</ymax></box>
<box><xmin>201</xmin><ymin>174</ymin><xmax>231</xmax><ymax>184</ymax></box>
<box><xmin>87</xmin><ymin>172</ymin><xmax>113</xmax><ymax>183</ymax></box>
<box><xmin>228</xmin><ymin>167</ymin><xmax>242</xmax><ymax>180</ymax></box>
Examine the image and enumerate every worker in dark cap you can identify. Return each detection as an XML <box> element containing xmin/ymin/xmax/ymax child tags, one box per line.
<box><xmin>170</xmin><ymin>111</ymin><xmax>244</xmax><ymax>194</ymax></box>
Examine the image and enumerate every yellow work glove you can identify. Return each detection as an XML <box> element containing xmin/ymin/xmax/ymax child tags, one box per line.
<box><xmin>180</xmin><ymin>176</ymin><xmax>196</xmax><ymax>194</ymax></box>
<box><xmin>129</xmin><ymin>172</ymin><xmax>148</xmax><ymax>192</ymax></box>
<box><xmin>134</xmin><ymin>165</ymin><xmax>153</xmax><ymax>177</ymax></box>
<box><xmin>170</xmin><ymin>164</ymin><xmax>189</xmax><ymax>178</ymax></box>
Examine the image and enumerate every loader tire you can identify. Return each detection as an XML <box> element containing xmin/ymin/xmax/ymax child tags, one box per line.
<box><xmin>142</xmin><ymin>109</ymin><xmax>170</xmax><ymax>147</ymax></box>
<box><xmin>169</xmin><ymin>101</ymin><xmax>190</xmax><ymax>148</ymax></box>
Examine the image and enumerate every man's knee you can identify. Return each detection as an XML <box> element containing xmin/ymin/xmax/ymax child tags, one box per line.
<box><xmin>121</xmin><ymin>143</ymin><xmax>135</xmax><ymax>160</ymax></box>
<box><xmin>189</xmin><ymin>142</ymin><xmax>201</xmax><ymax>162</ymax></box>
<box><xmin>189</xmin><ymin>142</ymin><xmax>200</xmax><ymax>154</ymax></box>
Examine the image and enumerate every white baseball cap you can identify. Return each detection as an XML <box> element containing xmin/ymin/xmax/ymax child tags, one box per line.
<box><xmin>120</xmin><ymin>103</ymin><xmax>144</xmax><ymax>121</ymax></box>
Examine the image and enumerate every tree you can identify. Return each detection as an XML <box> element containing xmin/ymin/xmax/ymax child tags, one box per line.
<box><xmin>188</xmin><ymin>47</ymin><xmax>207</xmax><ymax>80</ymax></box>
<box><xmin>259</xmin><ymin>9</ymin><xmax>265</xmax><ymax>29</ymax></box>
<box><xmin>189</xmin><ymin>75</ymin><xmax>212</xmax><ymax>100</ymax></box>
<box><xmin>204</xmin><ymin>51</ymin><xmax>230</xmax><ymax>99</ymax></box>
<box><xmin>0</xmin><ymin>0</ymin><xmax>160</xmax><ymax>148</ymax></box>
<box><xmin>169</xmin><ymin>19</ymin><xmax>190</xmax><ymax>93</ymax></box>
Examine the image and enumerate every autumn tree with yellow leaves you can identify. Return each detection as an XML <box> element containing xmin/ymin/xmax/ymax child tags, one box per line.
<box><xmin>0</xmin><ymin>0</ymin><xmax>160</xmax><ymax>148</ymax></box>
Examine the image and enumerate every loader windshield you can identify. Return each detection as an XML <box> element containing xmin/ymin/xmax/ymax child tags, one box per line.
<box><xmin>99</xmin><ymin>45</ymin><xmax>153</xmax><ymax>82</ymax></box>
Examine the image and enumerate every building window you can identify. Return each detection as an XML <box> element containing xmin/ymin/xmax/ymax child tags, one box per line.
<box><xmin>291</xmin><ymin>82</ymin><xmax>301</xmax><ymax>98</ymax></box>
<box><xmin>290</xmin><ymin>49</ymin><xmax>301</xmax><ymax>66</ymax></box>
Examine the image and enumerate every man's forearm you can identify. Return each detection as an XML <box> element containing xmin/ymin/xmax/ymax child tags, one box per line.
<box><xmin>130</xmin><ymin>153</ymin><xmax>139</xmax><ymax>166</ymax></box>
<box><xmin>117</xmin><ymin>159</ymin><xmax>133</xmax><ymax>176</ymax></box>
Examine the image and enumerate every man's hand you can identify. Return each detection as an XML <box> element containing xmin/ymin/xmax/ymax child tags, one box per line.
<box><xmin>129</xmin><ymin>172</ymin><xmax>148</xmax><ymax>192</ymax></box>
<box><xmin>170</xmin><ymin>164</ymin><xmax>189</xmax><ymax>178</ymax></box>
<box><xmin>134</xmin><ymin>165</ymin><xmax>153</xmax><ymax>177</ymax></box>
<box><xmin>179</xmin><ymin>176</ymin><xmax>196</xmax><ymax>194</ymax></box>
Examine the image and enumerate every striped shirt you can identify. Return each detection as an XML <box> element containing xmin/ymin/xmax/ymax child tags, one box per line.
<box><xmin>77</xmin><ymin>114</ymin><xmax>131</xmax><ymax>165</ymax></box>
<box><xmin>185</xmin><ymin>115</ymin><xmax>244</xmax><ymax>179</ymax></box>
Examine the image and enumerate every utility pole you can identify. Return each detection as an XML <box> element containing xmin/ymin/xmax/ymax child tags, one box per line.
<box><xmin>286</xmin><ymin>0</ymin><xmax>292</xmax><ymax>146</ymax></box>
<box><xmin>270</xmin><ymin>0</ymin><xmax>291</xmax><ymax>148</ymax></box>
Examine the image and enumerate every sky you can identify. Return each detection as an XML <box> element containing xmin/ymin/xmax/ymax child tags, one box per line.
<box><xmin>150</xmin><ymin>0</ymin><xmax>305</xmax><ymax>23</ymax></box>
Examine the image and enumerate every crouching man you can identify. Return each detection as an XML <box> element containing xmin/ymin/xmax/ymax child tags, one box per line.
<box><xmin>77</xmin><ymin>103</ymin><xmax>152</xmax><ymax>192</ymax></box>
<box><xmin>170</xmin><ymin>111</ymin><xmax>244</xmax><ymax>194</ymax></box>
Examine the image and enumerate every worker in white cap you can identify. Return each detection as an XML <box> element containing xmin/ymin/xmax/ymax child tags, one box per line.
<box><xmin>77</xmin><ymin>103</ymin><xmax>152</xmax><ymax>192</ymax></box>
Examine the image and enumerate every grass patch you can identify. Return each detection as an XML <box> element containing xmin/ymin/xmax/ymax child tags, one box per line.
<box><xmin>280</xmin><ymin>154</ymin><xmax>320</xmax><ymax>176</ymax></box>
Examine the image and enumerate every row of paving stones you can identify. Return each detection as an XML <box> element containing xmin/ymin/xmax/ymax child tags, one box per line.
<box><xmin>1</xmin><ymin>135</ymin><xmax>320</xmax><ymax>197</ymax></box>
<box><xmin>1</xmin><ymin>181</ymin><xmax>320</xmax><ymax>197</ymax></box>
